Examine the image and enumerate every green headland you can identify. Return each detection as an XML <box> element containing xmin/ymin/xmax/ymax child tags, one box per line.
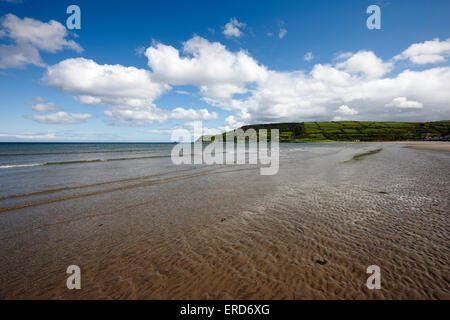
<box><xmin>201</xmin><ymin>121</ymin><xmax>450</xmax><ymax>143</ymax></box>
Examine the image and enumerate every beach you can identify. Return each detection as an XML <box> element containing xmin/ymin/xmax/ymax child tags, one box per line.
<box><xmin>386</xmin><ymin>141</ymin><xmax>450</xmax><ymax>152</ymax></box>
<box><xmin>0</xmin><ymin>142</ymin><xmax>449</xmax><ymax>299</ymax></box>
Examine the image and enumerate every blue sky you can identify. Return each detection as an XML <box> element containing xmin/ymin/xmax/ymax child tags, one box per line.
<box><xmin>1</xmin><ymin>0</ymin><xmax>450</xmax><ymax>142</ymax></box>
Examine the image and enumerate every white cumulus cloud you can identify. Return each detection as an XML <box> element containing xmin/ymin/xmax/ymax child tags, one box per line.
<box><xmin>0</xmin><ymin>14</ymin><xmax>82</xmax><ymax>69</ymax></box>
<box><xmin>25</xmin><ymin>111</ymin><xmax>93</xmax><ymax>124</ymax></box>
<box><xmin>304</xmin><ymin>52</ymin><xmax>314</xmax><ymax>62</ymax></box>
<box><xmin>394</xmin><ymin>38</ymin><xmax>450</xmax><ymax>65</ymax></box>
<box><xmin>44</xmin><ymin>57</ymin><xmax>219</xmax><ymax>125</ymax></box>
<box><xmin>336</xmin><ymin>105</ymin><xmax>358</xmax><ymax>115</ymax></box>
<box><xmin>1</xmin><ymin>14</ymin><xmax>82</xmax><ymax>53</ymax></box>
<box><xmin>145</xmin><ymin>36</ymin><xmax>267</xmax><ymax>99</ymax></box>
<box><xmin>336</xmin><ymin>50</ymin><xmax>393</xmax><ymax>78</ymax></box>
<box><xmin>223</xmin><ymin>18</ymin><xmax>245</xmax><ymax>38</ymax></box>
<box><xmin>45</xmin><ymin>58</ymin><xmax>168</xmax><ymax>107</ymax></box>
<box><xmin>31</xmin><ymin>102</ymin><xmax>58</xmax><ymax>112</ymax></box>
<box><xmin>103</xmin><ymin>105</ymin><xmax>216</xmax><ymax>125</ymax></box>
<box><xmin>204</xmin><ymin>55</ymin><xmax>450</xmax><ymax>126</ymax></box>
<box><xmin>170</xmin><ymin>108</ymin><xmax>218</xmax><ymax>120</ymax></box>
<box><xmin>385</xmin><ymin>97</ymin><xmax>423</xmax><ymax>109</ymax></box>
<box><xmin>0</xmin><ymin>43</ymin><xmax>44</xmax><ymax>68</ymax></box>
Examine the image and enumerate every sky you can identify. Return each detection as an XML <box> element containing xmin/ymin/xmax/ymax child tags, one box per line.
<box><xmin>0</xmin><ymin>0</ymin><xmax>449</xmax><ymax>142</ymax></box>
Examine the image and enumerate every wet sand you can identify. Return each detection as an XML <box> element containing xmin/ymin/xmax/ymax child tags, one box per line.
<box><xmin>0</xmin><ymin>143</ymin><xmax>449</xmax><ymax>299</ymax></box>
<box><xmin>385</xmin><ymin>141</ymin><xmax>450</xmax><ymax>152</ymax></box>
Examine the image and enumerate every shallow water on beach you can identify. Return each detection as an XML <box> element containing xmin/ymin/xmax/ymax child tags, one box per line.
<box><xmin>0</xmin><ymin>142</ymin><xmax>449</xmax><ymax>299</ymax></box>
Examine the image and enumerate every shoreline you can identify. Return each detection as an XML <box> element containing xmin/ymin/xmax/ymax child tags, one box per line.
<box><xmin>379</xmin><ymin>141</ymin><xmax>450</xmax><ymax>152</ymax></box>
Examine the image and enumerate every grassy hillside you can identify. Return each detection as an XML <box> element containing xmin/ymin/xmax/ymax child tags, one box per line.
<box><xmin>201</xmin><ymin>121</ymin><xmax>450</xmax><ymax>142</ymax></box>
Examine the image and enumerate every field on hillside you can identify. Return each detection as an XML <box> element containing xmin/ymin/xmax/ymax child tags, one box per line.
<box><xmin>202</xmin><ymin>121</ymin><xmax>450</xmax><ymax>142</ymax></box>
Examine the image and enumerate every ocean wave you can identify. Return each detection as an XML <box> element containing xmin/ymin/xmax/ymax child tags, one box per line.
<box><xmin>0</xmin><ymin>149</ymin><xmax>160</xmax><ymax>157</ymax></box>
<box><xmin>0</xmin><ymin>163</ymin><xmax>43</xmax><ymax>169</ymax></box>
<box><xmin>0</xmin><ymin>155</ymin><xmax>171</xmax><ymax>169</ymax></box>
